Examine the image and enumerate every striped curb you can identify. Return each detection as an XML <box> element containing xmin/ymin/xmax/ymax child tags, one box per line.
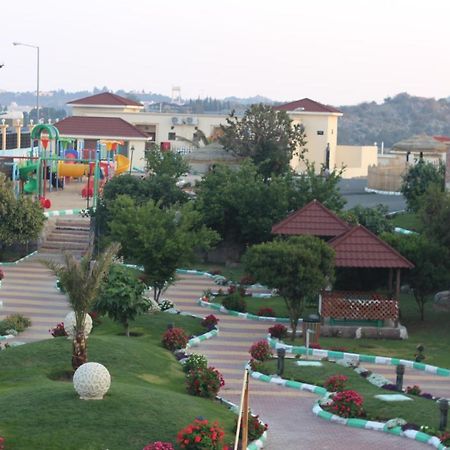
<box><xmin>394</xmin><ymin>227</ymin><xmax>417</xmax><ymax>235</ymax></box>
<box><xmin>267</xmin><ymin>337</ymin><xmax>450</xmax><ymax>377</ymax></box>
<box><xmin>249</xmin><ymin>367</ymin><xmax>448</xmax><ymax>450</ymax></box>
<box><xmin>44</xmin><ymin>208</ymin><xmax>84</xmax><ymax>217</ymax></box>
<box><xmin>216</xmin><ymin>396</ymin><xmax>268</xmax><ymax>450</ymax></box>
<box><xmin>186</xmin><ymin>327</ymin><xmax>219</xmax><ymax>348</ymax></box>
<box><xmin>364</xmin><ymin>187</ymin><xmax>402</xmax><ymax>196</ymax></box>
<box><xmin>0</xmin><ymin>250</ymin><xmax>37</xmax><ymax>266</ymax></box>
<box><xmin>198</xmin><ymin>298</ymin><xmax>293</xmax><ymax>323</ymax></box>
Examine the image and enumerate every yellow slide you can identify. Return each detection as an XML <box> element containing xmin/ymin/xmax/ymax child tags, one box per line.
<box><xmin>58</xmin><ymin>161</ymin><xmax>88</xmax><ymax>177</ymax></box>
<box><xmin>115</xmin><ymin>154</ymin><xmax>130</xmax><ymax>175</ymax></box>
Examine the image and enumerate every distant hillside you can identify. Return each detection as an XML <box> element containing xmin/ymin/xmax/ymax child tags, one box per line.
<box><xmin>337</xmin><ymin>93</ymin><xmax>450</xmax><ymax>148</ymax></box>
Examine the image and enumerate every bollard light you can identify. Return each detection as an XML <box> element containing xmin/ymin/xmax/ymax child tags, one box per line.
<box><xmin>395</xmin><ymin>364</ymin><xmax>405</xmax><ymax>391</ymax></box>
<box><xmin>439</xmin><ymin>398</ymin><xmax>449</xmax><ymax>431</ymax></box>
<box><xmin>167</xmin><ymin>322</ymin><xmax>174</xmax><ymax>330</ymax></box>
<box><xmin>277</xmin><ymin>348</ymin><xmax>286</xmax><ymax>377</ymax></box>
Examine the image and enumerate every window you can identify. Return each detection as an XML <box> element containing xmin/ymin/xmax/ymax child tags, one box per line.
<box><xmin>168</xmin><ymin>132</ymin><xmax>176</xmax><ymax>141</ymax></box>
<box><xmin>317</xmin><ymin>130</ymin><xmax>324</xmax><ymax>136</ymax></box>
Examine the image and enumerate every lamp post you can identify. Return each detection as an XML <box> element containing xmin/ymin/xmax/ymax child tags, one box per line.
<box><xmin>13</xmin><ymin>42</ymin><xmax>40</xmax><ymax>123</ymax></box>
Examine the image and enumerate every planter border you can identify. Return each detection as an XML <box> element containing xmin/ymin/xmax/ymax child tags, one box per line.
<box><xmin>267</xmin><ymin>337</ymin><xmax>450</xmax><ymax>377</ymax></box>
<box><xmin>0</xmin><ymin>250</ymin><xmax>37</xmax><ymax>266</ymax></box>
<box><xmin>249</xmin><ymin>367</ymin><xmax>447</xmax><ymax>450</ymax></box>
<box><xmin>44</xmin><ymin>208</ymin><xmax>85</xmax><ymax>218</ymax></box>
<box><xmin>198</xmin><ymin>298</ymin><xmax>293</xmax><ymax>323</ymax></box>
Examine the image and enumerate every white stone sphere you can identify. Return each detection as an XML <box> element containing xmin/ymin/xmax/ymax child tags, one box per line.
<box><xmin>73</xmin><ymin>362</ymin><xmax>111</xmax><ymax>400</ymax></box>
<box><xmin>64</xmin><ymin>312</ymin><xmax>93</xmax><ymax>340</ymax></box>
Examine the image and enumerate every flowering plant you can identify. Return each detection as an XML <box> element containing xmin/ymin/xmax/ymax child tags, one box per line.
<box><xmin>177</xmin><ymin>418</ymin><xmax>225</xmax><ymax>449</ymax></box>
<box><xmin>183</xmin><ymin>354</ymin><xmax>208</xmax><ymax>373</ymax></box>
<box><xmin>159</xmin><ymin>299</ymin><xmax>174</xmax><ymax>311</ymax></box>
<box><xmin>439</xmin><ymin>431</ymin><xmax>450</xmax><ymax>446</ymax></box>
<box><xmin>257</xmin><ymin>307</ymin><xmax>275</xmax><ymax>317</ymax></box>
<box><xmin>49</xmin><ymin>322</ymin><xmax>67</xmax><ymax>337</ymax></box>
<box><xmin>268</xmin><ymin>324</ymin><xmax>288</xmax><ymax>339</ymax></box>
<box><xmin>0</xmin><ymin>268</ymin><xmax>4</xmax><ymax>281</ymax></box>
<box><xmin>327</xmin><ymin>390</ymin><xmax>365</xmax><ymax>418</ymax></box>
<box><xmin>186</xmin><ymin>367</ymin><xmax>225</xmax><ymax>398</ymax></box>
<box><xmin>309</xmin><ymin>343</ymin><xmax>322</xmax><ymax>349</ymax></box>
<box><xmin>239</xmin><ymin>275</ymin><xmax>256</xmax><ymax>286</ymax></box>
<box><xmin>142</xmin><ymin>442</ymin><xmax>174</xmax><ymax>450</ymax></box>
<box><xmin>324</xmin><ymin>375</ymin><xmax>348</xmax><ymax>392</ymax></box>
<box><xmin>249</xmin><ymin>340</ymin><xmax>272</xmax><ymax>362</ymax></box>
<box><xmin>162</xmin><ymin>327</ymin><xmax>189</xmax><ymax>351</ymax></box>
<box><xmin>227</xmin><ymin>285</ymin><xmax>237</xmax><ymax>295</ymax></box>
<box><xmin>235</xmin><ymin>414</ymin><xmax>268</xmax><ymax>441</ymax></box>
<box><xmin>0</xmin><ymin>436</ymin><xmax>4</xmax><ymax>450</ymax></box>
<box><xmin>201</xmin><ymin>314</ymin><xmax>219</xmax><ymax>329</ymax></box>
<box><xmin>406</xmin><ymin>385</ymin><xmax>421</xmax><ymax>396</ymax></box>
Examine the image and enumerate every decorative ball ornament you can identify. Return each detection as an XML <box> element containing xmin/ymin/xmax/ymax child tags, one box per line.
<box><xmin>64</xmin><ymin>312</ymin><xmax>93</xmax><ymax>340</ymax></box>
<box><xmin>73</xmin><ymin>362</ymin><xmax>111</xmax><ymax>400</ymax></box>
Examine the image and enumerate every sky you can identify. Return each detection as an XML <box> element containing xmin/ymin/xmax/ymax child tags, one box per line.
<box><xmin>1</xmin><ymin>0</ymin><xmax>449</xmax><ymax>106</ymax></box>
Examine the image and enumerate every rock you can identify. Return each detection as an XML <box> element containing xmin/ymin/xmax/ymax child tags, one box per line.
<box><xmin>73</xmin><ymin>362</ymin><xmax>111</xmax><ymax>400</ymax></box>
<box><xmin>434</xmin><ymin>291</ymin><xmax>450</xmax><ymax>312</ymax></box>
<box><xmin>64</xmin><ymin>312</ymin><xmax>93</xmax><ymax>340</ymax></box>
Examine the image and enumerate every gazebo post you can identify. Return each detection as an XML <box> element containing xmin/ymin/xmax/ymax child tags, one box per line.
<box><xmin>395</xmin><ymin>268</ymin><xmax>401</xmax><ymax>300</ymax></box>
<box><xmin>388</xmin><ymin>268</ymin><xmax>393</xmax><ymax>293</ymax></box>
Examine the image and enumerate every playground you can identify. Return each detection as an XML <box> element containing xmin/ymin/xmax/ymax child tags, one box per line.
<box><xmin>0</xmin><ymin>124</ymin><xmax>131</xmax><ymax>211</ymax></box>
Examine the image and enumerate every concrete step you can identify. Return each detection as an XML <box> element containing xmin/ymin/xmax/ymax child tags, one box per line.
<box><xmin>40</xmin><ymin>241</ymin><xmax>89</xmax><ymax>251</ymax></box>
<box><xmin>46</xmin><ymin>233</ymin><xmax>90</xmax><ymax>242</ymax></box>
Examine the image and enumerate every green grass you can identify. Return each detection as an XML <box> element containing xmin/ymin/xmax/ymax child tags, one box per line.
<box><xmin>389</xmin><ymin>212</ymin><xmax>420</xmax><ymax>231</ymax></box>
<box><xmin>0</xmin><ymin>313</ymin><xmax>236</xmax><ymax>450</ymax></box>
<box><xmin>258</xmin><ymin>359</ymin><xmax>447</xmax><ymax>430</ymax></box>
<box><xmin>188</xmin><ymin>262</ymin><xmax>247</xmax><ymax>283</ymax></box>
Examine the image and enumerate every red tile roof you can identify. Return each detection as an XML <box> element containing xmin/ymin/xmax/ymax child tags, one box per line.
<box><xmin>433</xmin><ymin>135</ymin><xmax>450</xmax><ymax>143</ymax></box>
<box><xmin>54</xmin><ymin>116</ymin><xmax>147</xmax><ymax>139</ymax></box>
<box><xmin>67</xmin><ymin>92</ymin><xmax>143</xmax><ymax>107</ymax></box>
<box><xmin>329</xmin><ymin>225</ymin><xmax>414</xmax><ymax>269</ymax></box>
<box><xmin>271</xmin><ymin>200</ymin><xmax>350</xmax><ymax>237</ymax></box>
<box><xmin>274</xmin><ymin>98</ymin><xmax>342</xmax><ymax>114</ymax></box>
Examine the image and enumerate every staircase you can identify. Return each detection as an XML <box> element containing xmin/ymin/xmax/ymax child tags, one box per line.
<box><xmin>40</xmin><ymin>217</ymin><xmax>91</xmax><ymax>255</ymax></box>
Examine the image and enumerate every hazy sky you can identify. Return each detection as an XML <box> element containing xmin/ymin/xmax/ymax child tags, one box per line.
<box><xmin>1</xmin><ymin>0</ymin><xmax>449</xmax><ymax>106</ymax></box>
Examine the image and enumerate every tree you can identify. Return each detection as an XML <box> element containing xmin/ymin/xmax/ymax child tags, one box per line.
<box><xmin>195</xmin><ymin>161</ymin><xmax>289</xmax><ymax>246</ymax></box>
<box><xmin>401</xmin><ymin>161</ymin><xmax>445</xmax><ymax>212</ymax></box>
<box><xmin>145</xmin><ymin>145</ymin><xmax>190</xmax><ymax>178</ymax></box>
<box><xmin>108</xmin><ymin>196</ymin><xmax>218</xmax><ymax>301</ymax></box>
<box><xmin>382</xmin><ymin>233</ymin><xmax>450</xmax><ymax>320</ymax></box>
<box><xmin>339</xmin><ymin>204</ymin><xmax>393</xmax><ymax>235</ymax></box>
<box><xmin>243</xmin><ymin>236</ymin><xmax>335</xmax><ymax>338</ymax></box>
<box><xmin>219</xmin><ymin>104</ymin><xmax>307</xmax><ymax>179</ymax></box>
<box><xmin>95</xmin><ymin>265</ymin><xmax>150</xmax><ymax>336</ymax></box>
<box><xmin>43</xmin><ymin>243</ymin><xmax>119</xmax><ymax>371</ymax></box>
<box><xmin>417</xmin><ymin>185</ymin><xmax>450</xmax><ymax>248</ymax></box>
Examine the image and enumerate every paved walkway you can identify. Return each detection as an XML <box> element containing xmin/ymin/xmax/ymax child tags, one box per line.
<box><xmin>167</xmin><ymin>274</ymin><xmax>435</xmax><ymax>450</ymax></box>
<box><xmin>0</xmin><ymin>253</ymin><xmax>69</xmax><ymax>344</ymax></box>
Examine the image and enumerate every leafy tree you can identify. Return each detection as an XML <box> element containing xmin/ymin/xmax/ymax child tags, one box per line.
<box><xmin>95</xmin><ymin>265</ymin><xmax>150</xmax><ymax>336</ymax></box>
<box><xmin>43</xmin><ymin>243</ymin><xmax>119</xmax><ymax>371</ymax></box>
<box><xmin>195</xmin><ymin>161</ymin><xmax>289</xmax><ymax>246</ymax></box>
<box><xmin>382</xmin><ymin>233</ymin><xmax>450</xmax><ymax>320</ymax></box>
<box><xmin>339</xmin><ymin>204</ymin><xmax>393</xmax><ymax>235</ymax></box>
<box><xmin>108</xmin><ymin>196</ymin><xmax>218</xmax><ymax>301</ymax></box>
<box><xmin>401</xmin><ymin>161</ymin><xmax>445</xmax><ymax>212</ymax></box>
<box><xmin>417</xmin><ymin>185</ymin><xmax>450</xmax><ymax>248</ymax></box>
<box><xmin>243</xmin><ymin>236</ymin><xmax>335</xmax><ymax>338</ymax></box>
<box><xmin>145</xmin><ymin>145</ymin><xmax>190</xmax><ymax>178</ymax></box>
<box><xmin>281</xmin><ymin>162</ymin><xmax>346</xmax><ymax>212</ymax></box>
<box><xmin>219</xmin><ymin>104</ymin><xmax>307</xmax><ymax>179</ymax></box>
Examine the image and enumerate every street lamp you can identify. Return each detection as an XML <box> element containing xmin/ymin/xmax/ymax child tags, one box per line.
<box><xmin>13</xmin><ymin>42</ymin><xmax>40</xmax><ymax>123</ymax></box>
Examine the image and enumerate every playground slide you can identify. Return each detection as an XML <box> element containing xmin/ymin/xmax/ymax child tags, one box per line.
<box><xmin>115</xmin><ymin>154</ymin><xmax>130</xmax><ymax>175</ymax></box>
<box><xmin>57</xmin><ymin>161</ymin><xmax>88</xmax><ymax>178</ymax></box>
<box><xmin>24</xmin><ymin>178</ymin><xmax>38</xmax><ymax>194</ymax></box>
<box><xmin>19</xmin><ymin>163</ymin><xmax>39</xmax><ymax>194</ymax></box>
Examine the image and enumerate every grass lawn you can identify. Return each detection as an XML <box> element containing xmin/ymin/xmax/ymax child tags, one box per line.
<box><xmin>188</xmin><ymin>262</ymin><xmax>247</xmax><ymax>283</ymax></box>
<box><xmin>389</xmin><ymin>212</ymin><xmax>420</xmax><ymax>231</ymax></box>
<box><xmin>257</xmin><ymin>359</ymin><xmax>447</xmax><ymax>430</ymax></box>
<box><xmin>0</xmin><ymin>313</ymin><xmax>236</xmax><ymax>450</ymax></box>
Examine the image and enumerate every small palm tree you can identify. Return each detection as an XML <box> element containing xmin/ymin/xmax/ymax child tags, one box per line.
<box><xmin>43</xmin><ymin>243</ymin><xmax>120</xmax><ymax>371</ymax></box>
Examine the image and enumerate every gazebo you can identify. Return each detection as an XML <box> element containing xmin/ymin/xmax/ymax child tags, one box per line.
<box><xmin>272</xmin><ymin>200</ymin><xmax>414</xmax><ymax>334</ymax></box>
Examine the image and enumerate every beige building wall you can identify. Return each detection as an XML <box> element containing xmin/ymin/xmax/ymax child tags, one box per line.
<box><xmin>289</xmin><ymin>113</ymin><xmax>339</xmax><ymax>173</ymax></box>
<box><xmin>335</xmin><ymin>145</ymin><xmax>378</xmax><ymax>178</ymax></box>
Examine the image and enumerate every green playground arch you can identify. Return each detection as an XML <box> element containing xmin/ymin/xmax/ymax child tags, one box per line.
<box><xmin>31</xmin><ymin>124</ymin><xmax>60</xmax><ymax>140</ymax></box>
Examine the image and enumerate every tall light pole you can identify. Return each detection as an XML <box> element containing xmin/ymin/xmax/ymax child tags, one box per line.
<box><xmin>13</xmin><ymin>42</ymin><xmax>40</xmax><ymax>123</ymax></box>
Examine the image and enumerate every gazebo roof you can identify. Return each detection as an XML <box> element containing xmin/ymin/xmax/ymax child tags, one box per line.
<box><xmin>271</xmin><ymin>200</ymin><xmax>350</xmax><ymax>237</ymax></box>
<box><xmin>329</xmin><ymin>225</ymin><xmax>414</xmax><ymax>269</ymax></box>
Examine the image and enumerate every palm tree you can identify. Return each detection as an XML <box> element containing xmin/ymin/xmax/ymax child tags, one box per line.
<box><xmin>43</xmin><ymin>243</ymin><xmax>120</xmax><ymax>371</ymax></box>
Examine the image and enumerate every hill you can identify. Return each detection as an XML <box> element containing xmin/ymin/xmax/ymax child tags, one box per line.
<box><xmin>337</xmin><ymin>93</ymin><xmax>450</xmax><ymax>148</ymax></box>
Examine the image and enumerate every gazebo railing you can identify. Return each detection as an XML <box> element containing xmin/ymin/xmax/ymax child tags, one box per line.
<box><xmin>321</xmin><ymin>291</ymin><xmax>399</xmax><ymax>324</ymax></box>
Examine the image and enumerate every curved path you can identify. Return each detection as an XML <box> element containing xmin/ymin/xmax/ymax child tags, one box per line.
<box><xmin>167</xmin><ymin>273</ymin><xmax>432</xmax><ymax>450</ymax></box>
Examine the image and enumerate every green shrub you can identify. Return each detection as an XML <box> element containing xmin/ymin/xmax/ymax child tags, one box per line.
<box><xmin>183</xmin><ymin>354</ymin><xmax>208</xmax><ymax>373</ymax></box>
<box><xmin>221</xmin><ymin>292</ymin><xmax>247</xmax><ymax>312</ymax></box>
<box><xmin>1</xmin><ymin>314</ymin><xmax>31</xmax><ymax>333</ymax></box>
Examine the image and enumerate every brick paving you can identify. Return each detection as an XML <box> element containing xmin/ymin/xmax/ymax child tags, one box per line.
<box><xmin>167</xmin><ymin>274</ymin><xmax>431</xmax><ymax>450</ymax></box>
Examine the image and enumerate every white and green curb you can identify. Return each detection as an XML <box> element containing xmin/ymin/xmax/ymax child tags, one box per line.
<box><xmin>198</xmin><ymin>298</ymin><xmax>294</xmax><ymax>323</ymax></box>
<box><xmin>267</xmin><ymin>337</ymin><xmax>450</xmax><ymax>377</ymax></box>
<box><xmin>249</xmin><ymin>367</ymin><xmax>448</xmax><ymax>450</ymax></box>
<box><xmin>186</xmin><ymin>327</ymin><xmax>219</xmax><ymax>348</ymax></box>
<box><xmin>0</xmin><ymin>250</ymin><xmax>37</xmax><ymax>266</ymax></box>
<box><xmin>44</xmin><ymin>208</ymin><xmax>85</xmax><ymax>218</ymax></box>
